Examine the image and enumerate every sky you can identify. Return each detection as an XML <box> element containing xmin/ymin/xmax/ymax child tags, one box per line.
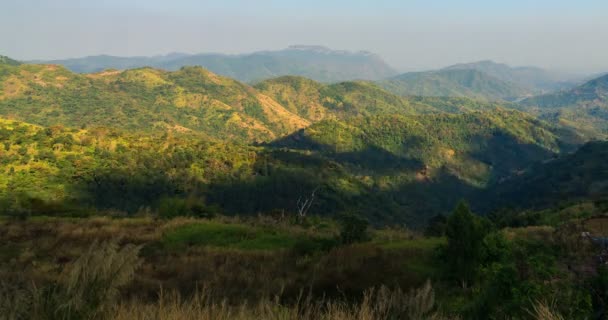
<box><xmin>2</xmin><ymin>0</ymin><xmax>608</xmax><ymax>73</ymax></box>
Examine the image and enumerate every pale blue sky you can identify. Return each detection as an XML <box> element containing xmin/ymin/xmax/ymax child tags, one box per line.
<box><xmin>2</xmin><ymin>0</ymin><xmax>607</xmax><ymax>72</ymax></box>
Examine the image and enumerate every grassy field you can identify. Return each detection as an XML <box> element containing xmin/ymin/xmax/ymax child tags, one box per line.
<box><xmin>0</xmin><ymin>215</ymin><xmax>441</xmax><ymax>302</ymax></box>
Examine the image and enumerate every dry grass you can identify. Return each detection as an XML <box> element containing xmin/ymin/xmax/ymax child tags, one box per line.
<box><xmin>0</xmin><ymin>240</ymin><xmax>142</xmax><ymax>320</ymax></box>
<box><xmin>529</xmin><ymin>301</ymin><xmax>565</xmax><ymax>320</ymax></box>
<box><xmin>114</xmin><ymin>281</ymin><xmax>451</xmax><ymax>320</ymax></box>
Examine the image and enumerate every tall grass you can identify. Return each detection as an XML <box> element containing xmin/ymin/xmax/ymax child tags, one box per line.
<box><xmin>114</xmin><ymin>281</ymin><xmax>451</xmax><ymax>320</ymax></box>
<box><xmin>0</xmin><ymin>240</ymin><xmax>142</xmax><ymax>320</ymax></box>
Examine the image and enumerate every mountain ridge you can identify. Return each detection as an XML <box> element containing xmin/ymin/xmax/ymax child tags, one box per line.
<box><xmin>32</xmin><ymin>47</ymin><xmax>398</xmax><ymax>83</ymax></box>
<box><xmin>377</xmin><ymin>68</ymin><xmax>528</xmax><ymax>101</ymax></box>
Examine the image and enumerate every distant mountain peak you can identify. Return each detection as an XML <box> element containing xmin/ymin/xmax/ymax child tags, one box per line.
<box><xmin>287</xmin><ymin>45</ymin><xmax>332</xmax><ymax>52</ymax></box>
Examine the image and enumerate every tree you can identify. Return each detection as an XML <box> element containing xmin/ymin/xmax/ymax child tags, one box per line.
<box><xmin>424</xmin><ymin>214</ymin><xmax>447</xmax><ymax>237</ymax></box>
<box><xmin>338</xmin><ymin>213</ymin><xmax>369</xmax><ymax>244</ymax></box>
<box><xmin>443</xmin><ymin>201</ymin><xmax>491</xmax><ymax>288</ymax></box>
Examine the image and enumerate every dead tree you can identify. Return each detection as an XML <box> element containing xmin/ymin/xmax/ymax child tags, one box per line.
<box><xmin>296</xmin><ymin>186</ymin><xmax>319</xmax><ymax>219</ymax></box>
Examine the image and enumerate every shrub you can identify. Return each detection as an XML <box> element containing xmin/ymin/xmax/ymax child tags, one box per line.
<box><xmin>338</xmin><ymin>213</ymin><xmax>370</xmax><ymax>245</ymax></box>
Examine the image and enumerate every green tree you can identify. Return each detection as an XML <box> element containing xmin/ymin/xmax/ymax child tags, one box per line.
<box><xmin>424</xmin><ymin>214</ymin><xmax>447</xmax><ymax>237</ymax></box>
<box><xmin>338</xmin><ymin>213</ymin><xmax>369</xmax><ymax>244</ymax></box>
<box><xmin>443</xmin><ymin>201</ymin><xmax>490</xmax><ymax>287</ymax></box>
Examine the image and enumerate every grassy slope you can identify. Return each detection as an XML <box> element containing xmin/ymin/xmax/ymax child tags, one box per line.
<box><xmin>0</xmin><ymin>216</ymin><xmax>440</xmax><ymax>300</ymax></box>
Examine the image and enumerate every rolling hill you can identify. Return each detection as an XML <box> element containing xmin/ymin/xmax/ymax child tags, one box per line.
<box><xmin>0</xmin><ymin>107</ymin><xmax>581</xmax><ymax>225</ymax></box>
<box><xmin>253</xmin><ymin>76</ymin><xmax>436</xmax><ymax>121</ymax></box>
<box><xmin>443</xmin><ymin>60</ymin><xmax>578</xmax><ymax>92</ymax></box>
<box><xmin>0</xmin><ymin>58</ymin><xmax>597</xmax><ymax>225</ymax></box>
<box><xmin>377</xmin><ymin>69</ymin><xmax>528</xmax><ymax>101</ymax></box>
<box><xmin>520</xmin><ymin>73</ymin><xmax>608</xmax><ymax>138</ymax></box>
<box><xmin>0</xmin><ymin>61</ymin><xmax>466</xmax><ymax>142</ymax></box>
<box><xmin>483</xmin><ymin>140</ymin><xmax>608</xmax><ymax>211</ymax></box>
<box><xmin>34</xmin><ymin>46</ymin><xmax>398</xmax><ymax>83</ymax></box>
<box><xmin>0</xmin><ymin>55</ymin><xmax>21</xmax><ymax>66</ymax></box>
<box><xmin>0</xmin><ymin>62</ymin><xmax>310</xmax><ymax>142</ymax></box>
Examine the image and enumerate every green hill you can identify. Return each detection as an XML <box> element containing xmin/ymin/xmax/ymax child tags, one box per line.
<box><xmin>520</xmin><ymin>74</ymin><xmax>608</xmax><ymax>138</ymax></box>
<box><xmin>443</xmin><ymin>60</ymin><xmax>577</xmax><ymax>92</ymax></box>
<box><xmin>271</xmin><ymin>109</ymin><xmax>571</xmax><ymax>185</ymax></box>
<box><xmin>0</xmin><ymin>62</ymin><xmax>309</xmax><ymax>142</ymax></box>
<box><xmin>483</xmin><ymin>140</ymin><xmax>608</xmax><ymax>212</ymax></box>
<box><xmin>254</xmin><ymin>76</ymin><xmax>436</xmax><ymax>121</ymax></box>
<box><xmin>377</xmin><ymin>69</ymin><xmax>528</xmax><ymax>101</ymax></box>
<box><xmin>0</xmin><ymin>107</ymin><xmax>578</xmax><ymax>225</ymax></box>
<box><xmin>0</xmin><ymin>55</ymin><xmax>21</xmax><ymax>66</ymax></box>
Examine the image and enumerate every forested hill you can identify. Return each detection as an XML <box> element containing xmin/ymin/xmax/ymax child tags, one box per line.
<box><xmin>253</xmin><ymin>76</ymin><xmax>436</xmax><ymax>121</ymax></box>
<box><xmin>482</xmin><ymin>140</ymin><xmax>608</xmax><ymax>212</ymax></box>
<box><xmin>0</xmin><ymin>58</ymin><xmax>599</xmax><ymax>226</ymax></box>
<box><xmin>0</xmin><ymin>55</ymin><xmax>21</xmax><ymax>66</ymax></box>
<box><xmin>443</xmin><ymin>60</ymin><xmax>576</xmax><ymax>92</ymax></box>
<box><xmin>520</xmin><ymin>73</ymin><xmax>608</xmax><ymax>139</ymax></box>
<box><xmin>0</xmin><ymin>63</ymin><xmax>311</xmax><ymax>142</ymax></box>
<box><xmin>1</xmin><ymin>61</ymin><xmax>504</xmax><ymax>143</ymax></box>
<box><xmin>377</xmin><ymin>69</ymin><xmax>529</xmax><ymax>101</ymax></box>
<box><xmin>522</xmin><ymin>73</ymin><xmax>608</xmax><ymax>109</ymax></box>
<box><xmin>0</xmin><ymin>109</ymin><xmax>579</xmax><ymax>226</ymax></box>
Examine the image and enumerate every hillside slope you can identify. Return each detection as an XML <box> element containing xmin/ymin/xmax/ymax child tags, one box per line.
<box><xmin>0</xmin><ymin>109</ymin><xmax>579</xmax><ymax>225</ymax></box>
<box><xmin>520</xmin><ymin>74</ymin><xmax>608</xmax><ymax>138</ymax></box>
<box><xmin>444</xmin><ymin>60</ymin><xmax>577</xmax><ymax>92</ymax></box>
<box><xmin>254</xmin><ymin>76</ymin><xmax>436</xmax><ymax>121</ymax></box>
<box><xmin>377</xmin><ymin>69</ymin><xmax>528</xmax><ymax>101</ymax></box>
<box><xmin>0</xmin><ymin>62</ymin><xmax>309</xmax><ymax>142</ymax></box>
<box><xmin>483</xmin><ymin>141</ymin><xmax>608</xmax><ymax>211</ymax></box>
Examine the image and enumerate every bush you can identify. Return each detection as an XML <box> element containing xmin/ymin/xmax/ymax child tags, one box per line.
<box><xmin>338</xmin><ymin>213</ymin><xmax>370</xmax><ymax>244</ymax></box>
<box><xmin>158</xmin><ymin>197</ymin><xmax>190</xmax><ymax>219</ymax></box>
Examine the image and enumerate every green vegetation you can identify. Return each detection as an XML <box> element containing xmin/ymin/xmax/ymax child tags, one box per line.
<box><xmin>0</xmin><ymin>55</ymin><xmax>21</xmax><ymax>66</ymax></box>
<box><xmin>483</xmin><ymin>140</ymin><xmax>608</xmax><ymax>211</ymax></box>
<box><xmin>378</xmin><ymin>69</ymin><xmax>528</xmax><ymax>101</ymax></box>
<box><xmin>0</xmin><ymin>106</ymin><xmax>583</xmax><ymax>225</ymax></box>
<box><xmin>442</xmin><ymin>60</ymin><xmax>574</xmax><ymax>92</ymax></box>
<box><xmin>0</xmin><ymin>63</ymin><xmax>309</xmax><ymax>142</ymax></box>
<box><xmin>162</xmin><ymin>221</ymin><xmax>334</xmax><ymax>251</ymax></box>
<box><xmin>254</xmin><ymin>75</ymin><xmax>436</xmax><ymax>121</ymax></box>
<box><xmin>521</xmin><ymin>74</ymin><xmax>608</xmax><ymax>138</ymax></box>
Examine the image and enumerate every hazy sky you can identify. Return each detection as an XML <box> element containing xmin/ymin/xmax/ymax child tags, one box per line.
<box><xmin>2</xmin><ymin>0</ymin><xmax>607</xmax><ymax>73</ymax></box>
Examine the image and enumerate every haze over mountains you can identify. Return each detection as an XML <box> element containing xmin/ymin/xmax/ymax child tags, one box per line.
<box><xmin>34</xmin><ymin>46</ymin><xmax>398</xmax><ymax>83</ymax></box>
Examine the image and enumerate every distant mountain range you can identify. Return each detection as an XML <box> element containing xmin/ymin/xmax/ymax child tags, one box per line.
<box><xmin>32</xmin><ymin>46</ymin><xmax>398</xmax><ymax>83</ymax></box>
<box><xmin>377</xmin><ymin>61</ymin><xmax>584</xmax><ymax>101</ymax></box>
<box><xmin>443</xmin><ymin>60</ymin><xmax>578</xmax><ymax>92</ymax></box>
